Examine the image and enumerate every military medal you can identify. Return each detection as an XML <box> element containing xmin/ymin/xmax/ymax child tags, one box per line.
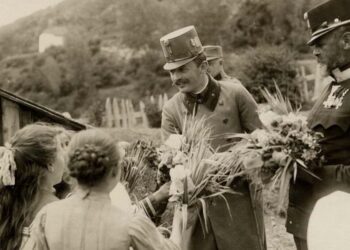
<box><xmin>323</xmin><ymin>85</ymin><xmax>349</xmax><ymax>109</ymax></box>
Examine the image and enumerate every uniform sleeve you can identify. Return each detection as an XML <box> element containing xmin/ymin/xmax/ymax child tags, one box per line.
<box><xmin>30</xmin><ymin>208</ymin><xmax>50</xmax><ymax>250</ymax></box>
<box><xmin>236</xmin><ymin>85</ymin><xmax>263</xmax><ymax>132</ymax></box>
<box><xmin>161</xmin><ymin>105</ymin><xmax>179</xmax><ymax>142</ymax></box>
<box><xmin>129</xmin><ymin>212</ymin><xmax>180</xmax><ymax>250</ymax></box>
<box><xmin>318</xmin><ymin>164</ymin><xmax>350</xmax><ymax>185</ymax></box>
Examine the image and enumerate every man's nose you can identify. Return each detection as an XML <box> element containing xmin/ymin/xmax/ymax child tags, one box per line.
<box><xmin>313</xmin><ymin>47</ymin><xmax>321</xmax><ymax>56</ymax></box>
<box><xmin>170</xmin><ymin>70</ymin><xmax>181</xmax><ymax>81</ymax></box>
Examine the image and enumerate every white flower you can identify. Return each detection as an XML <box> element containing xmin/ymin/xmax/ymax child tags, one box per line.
<box><xmin>173</xmin><ymin>151</ymin><xmax>187</xmax><ymax>165</ymax></box>
<box><xmin>301</xmin><ymin>134</ymin><xmax>315</xmax><ymax>148</ymax></box>
<box><xmin>301</xmin><ymin>149</ymin><xmax>318</xmax><ymax>161</ymax></box>
<box><xmin>170</xmin><ymin>165</ymin><xmax>189</xmax><ymax>181</ymax></box>
<box><xmin>281</xmin><ymin>113</ymin><xmax>308</xmax><ymax>129</ymax></box>
<box><xmin>164</xmin><ymin>134</ymin><xmax>185</xmax><ymax>150</ymax></box>
<box><xmin>169</xmin><ymin>165</ymin><xmax>195</xmax><ymax>199</ymax></box>
<box><xmin>251</xmin><ymin>129</ymin><xmax>272</xmax><ymax>147</ymax></box>
<box><xmin>259</xmin><ymin>111</ymin><xmax>282</xmax><ymax>128</ymax></box>
<box><xmin>271</xmin><ymin>151</ymin><xmax>288</xmax><ymax>166</ymax></box>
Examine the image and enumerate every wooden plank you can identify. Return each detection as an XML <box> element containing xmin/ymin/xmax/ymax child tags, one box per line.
<box><xmin>19</xmin><ymin>106</ymin><xmax>33</xmax><ymax>128</ymax></box>
<box><xmin>2</xmin><ymin>99</ymin><xmax>20</xmax><ymax>143</ymax></box>
<box><xmin>0</xmin><ymin>98</ymin><xmax>3</xmax><ymax>145</ymax></box>
<box><xmin>300</xmin><ymin>66</ymin><xmax>309</xmax><ymax>101</ymax></box>
<box><xmin>126</xmin><ymin>99</ymin><xmax>133</xmax><ymax>127</ymax></box>
<box><xmin>112</xmin><ymin>98</ymin><xmax>120</xmax><ymax>128</ymax></box>
<box><xmin>124</xmin><ymin>99</ymin><xmax>131</xmax><ymax>128</ymax></box>
<box><xmin>120</xmin><ymin>99</ymin><xmax>128</xmax><ymax>128</ymax></box>
<box><xmin>105</xmin><ymin>98</ymin><xmax>113</xmax><ymax>128</ymax></box>
<box><xmin>139</xmin><ymin>101</ymin><xmax>149</xmax><ymax>128</ymax></box>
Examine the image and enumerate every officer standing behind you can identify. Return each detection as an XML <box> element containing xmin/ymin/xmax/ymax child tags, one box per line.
<box><xmin>160</xmin><ymin>26</ymin><xmax>266</xmax><ymax>250</ymax></box>
<box><xmin>286</xmin><ymin>0</ymin><xmax>350</xmax><ymax>249</ymax></box>
<box><xmin>203</xmin><ymin>45</ymin><xmax>238</xmax><ymax>82</ymax></box>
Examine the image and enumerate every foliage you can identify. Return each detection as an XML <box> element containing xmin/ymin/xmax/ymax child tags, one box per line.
<box><xmin>144</xmin><ymin>101</ymin><xmax>162</xmax><ymax>128</ymax></box>
<box><xmin>229</xmin><ymin>45</ymin><xmax>303</xmax><ymax>106</ymax></box>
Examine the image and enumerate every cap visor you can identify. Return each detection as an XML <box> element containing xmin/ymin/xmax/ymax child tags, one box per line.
<box><xmin>163</xmin><ymin>57</ymin><xmax>197</xmax><ymax>71</ymax></box>
<box><xmin>206</xmin><ymin>56</ymin><xmax>221</xmax><ymax>61</ymax></box>
<box><xmin>307</xmin><ymin>20</ymin><xmax>350</xmax><ymax>45</ymax></box>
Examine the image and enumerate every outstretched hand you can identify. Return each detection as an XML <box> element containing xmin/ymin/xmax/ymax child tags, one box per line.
<box><xmin>152</xmin><ymin>182</ymin><xmax>171</xmax><ymax>203</ymax></box>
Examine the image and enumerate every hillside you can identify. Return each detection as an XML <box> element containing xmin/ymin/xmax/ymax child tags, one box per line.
<box><xmin>0</xmin><ymin>0</ymin><xmax>120</xmax><ymax>60</ymax></box>
<box><xmin>0</xmin><ymin>0</ymin><xmax>323</xmax><ymax>124</ymax></box>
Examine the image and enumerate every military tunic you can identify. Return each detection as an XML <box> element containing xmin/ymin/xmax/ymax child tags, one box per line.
<box><xmin>162</xmin><ymin>76</ymin><xmax>266</xmax><ymax>250</ymax></box>
<box><xmin>287</xmin><ymin>75</ymin><xmax>350</xmax><ymax>243</ymax></box>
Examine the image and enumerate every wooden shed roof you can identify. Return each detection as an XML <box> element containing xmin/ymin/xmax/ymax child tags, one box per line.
<box><xmin>0</xmin><ymin>88</ymin><xmax>87</xmax><ymax>131</ymax></box>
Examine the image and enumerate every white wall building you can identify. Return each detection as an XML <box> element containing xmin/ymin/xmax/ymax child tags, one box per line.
<box><xmin>38</xmin><ymin>27</ymin><xmax>66</xmax><ymax>53</ymax></box>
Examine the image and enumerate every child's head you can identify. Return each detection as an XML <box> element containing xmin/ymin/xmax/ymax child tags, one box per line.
<box><xmin>67</xmin><ymin>129</ymin><xmax>121</xmax><ymax>190</ymax></box>
<box><xmin>0</xmin><ymin>123</ymin><xmax>68</xmax><ymax>250</ymax></box>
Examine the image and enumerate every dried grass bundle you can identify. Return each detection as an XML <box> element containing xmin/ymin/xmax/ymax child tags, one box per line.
<box><xmin>120</xmin><ymin>140</ymin><xmax>156</xmax><ymax>193</ymax></box>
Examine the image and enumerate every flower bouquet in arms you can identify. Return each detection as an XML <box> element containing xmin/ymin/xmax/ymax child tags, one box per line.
<box><xmin>159</xmin><ymin>116</ymin><xmax>234</xmax><ymax>232</ymax></box>
<box><xmin>222</xmin><ymin>84</ymin><xmax>323</xmax><ymax>212</ymax></box>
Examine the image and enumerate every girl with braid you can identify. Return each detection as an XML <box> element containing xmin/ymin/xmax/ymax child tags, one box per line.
<box><xmin>30</xmin><ymin>129</ymin><xmax>182</xmax><ymax>250</ymax></box>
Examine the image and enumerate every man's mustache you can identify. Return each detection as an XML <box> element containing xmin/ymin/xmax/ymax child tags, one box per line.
<box><xmin>173</xmin><ymin>79</ymin><xmax>189</xmax><ymax>86</ymax></box>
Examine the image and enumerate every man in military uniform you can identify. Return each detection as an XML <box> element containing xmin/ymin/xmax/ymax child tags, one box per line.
<box><xmin>160</xmin><ymin>26</ymin><xmax>266</xmax><ymax>250</ymax></box>
<box><xmin>287</xmin><ymin>0</ymin><xmax>350</xmax><ymax>249</ymax></box>
<box><xmin>203</xmin><ymin>45</ymin><xmax>238</xmax><ymax>82</ymax></box>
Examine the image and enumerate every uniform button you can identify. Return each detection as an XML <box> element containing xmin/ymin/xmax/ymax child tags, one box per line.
<box><xmin>211</xmin><ymin>93</ymin><xmax>215</xmax><ymax>97</ymax></box>
<box><xmin>223</xmin><ymin>118</ymin><xmax>229</xmax><ymax>124</ymax></box>
<box><xmin>289</xmin><ymin>221</ymin><xmax>292</xmax><ymax>224</ymax></box>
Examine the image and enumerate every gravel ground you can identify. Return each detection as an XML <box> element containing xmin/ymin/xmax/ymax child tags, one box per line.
<box><xmin>265</xmin><ymin>212</ymin><xmax>296</xmax><ymax>250</ymax></box>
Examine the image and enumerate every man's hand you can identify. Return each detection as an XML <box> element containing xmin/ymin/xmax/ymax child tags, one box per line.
<box><xmin>152</xmin><ymin>182</ymin><xmax>171</xmax><ymax>203</ymax></box>
<box><xmin>261</xmin><ymin>151</ymin><xmax>279</xmax><ymax>184</ymax></box>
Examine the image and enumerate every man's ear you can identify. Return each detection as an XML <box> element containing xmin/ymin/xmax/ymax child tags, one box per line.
<box><xmin>341</xmin><ymin>32</ymin><xmax>350</xmax><ymax>50</ymax></box>
<box><xmin>200</xmin><ymin>60</ymin><xmax>208</xmax><ymax>73</ymax></box>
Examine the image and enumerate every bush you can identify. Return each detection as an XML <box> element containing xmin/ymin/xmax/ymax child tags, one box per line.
<box><xmin>144</xmin><ymin>100</ymin><xmax>162</xmax><ymax>128</ymax></box>
<box><xmin>228</xmin><ymin>45</ymin><xmax>303</xmax><ymax>106</ymax></box>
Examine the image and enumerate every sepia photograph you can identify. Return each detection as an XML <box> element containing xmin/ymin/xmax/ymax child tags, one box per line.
<box><xmin>0</xmin><ymin>0</ymin><xmax>350</xmax><ymax>249</ymax></box>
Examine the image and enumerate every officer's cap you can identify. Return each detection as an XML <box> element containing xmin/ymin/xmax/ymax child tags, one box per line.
<box><xmin>160</xmin><ymin>26</ymin><xmax>203</xmax><ymax>71</ymax></box>
<box><xmin>203</xmin><ymin>45</ymin><xmax>223</xmax><ymax>61</ymax></box>
<box><xmin>305</xmin><ymin>0</ymin><xmax>350</xmax><ymax>45</ymax></box>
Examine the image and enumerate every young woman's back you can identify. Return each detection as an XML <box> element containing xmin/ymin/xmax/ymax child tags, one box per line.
<box><xmin>33</xmin><ymin>190</ymin><xmax>130</xmax><ymax>250</ymax></box>
<box><xmin>33</xmin><ymin>189</ymin><xmax>179</xmax><ymax>250</ymax></box>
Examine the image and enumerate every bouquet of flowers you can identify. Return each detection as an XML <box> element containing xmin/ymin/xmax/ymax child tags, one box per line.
<box><xmin>218</xmin><ymin>85</ymin><xmax>323</xmax><ymax>212</ymax></box>
<box><xmin>158</xmin><ymin>116</ymin><xmax>234</xmax><ymax>231</ymax></box>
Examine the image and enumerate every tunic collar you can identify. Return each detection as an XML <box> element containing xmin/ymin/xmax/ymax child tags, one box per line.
<box><xmin>331</xmin><ymin>66</ymin><xmax>350</xmax><ymax>83</ymax></box>
<box><xmin>183</xmin><ymin>75</ymin><xmax>221</xmax><ymax>114</ymax></box>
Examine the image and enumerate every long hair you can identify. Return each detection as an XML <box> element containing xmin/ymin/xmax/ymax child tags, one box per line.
<box><xmin>0</xmin><ymin>124</ymin><xmax>61</xmax><ymax>250</ymax></box>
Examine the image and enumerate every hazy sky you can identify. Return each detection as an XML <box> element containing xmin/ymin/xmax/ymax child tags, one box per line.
<box><xmin>0</xmin><ymin>0</ymin><xmax>64</xmax><ymax>27</ymax></box>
